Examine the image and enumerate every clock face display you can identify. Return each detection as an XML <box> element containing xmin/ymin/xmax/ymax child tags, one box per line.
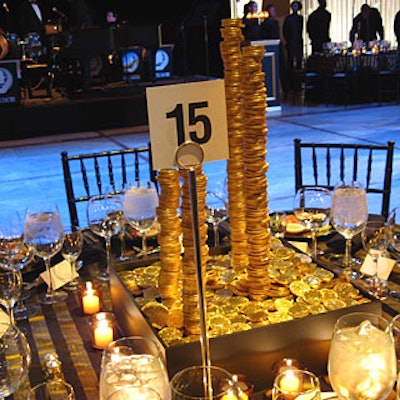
<box><xmin>155</xmin><ymin>49</ymin><xmax>170</xmax><ymax>71</ymax></box>
<box><xmin>122</xmin><ymin>51</ymin><xmax>140</xmax><ymax>73</ymax></box>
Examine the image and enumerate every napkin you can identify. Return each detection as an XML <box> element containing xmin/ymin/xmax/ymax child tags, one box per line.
<box><xmin>288</xmin><ymin>241</ymin><xmax>309</xmax><ymax>255</ymax></box>
<box><xmin>40</xmin><ymin>260</ymin><xmax>79</xmax><ymax>290</ymax></box>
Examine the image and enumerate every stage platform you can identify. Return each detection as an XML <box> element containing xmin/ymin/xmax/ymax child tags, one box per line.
<box><xmin>0</xmin><ymin>75</ymin><xmax>212</xmax><ymax>141</ymax></box>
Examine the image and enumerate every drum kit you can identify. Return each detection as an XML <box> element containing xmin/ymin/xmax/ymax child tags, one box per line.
<box><xmin>6</xmin><ymin>22</ymin><xmax>70</xmax><ymax>95</ymax></box>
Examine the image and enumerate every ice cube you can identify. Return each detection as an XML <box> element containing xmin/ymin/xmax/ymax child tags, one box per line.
<box><xmin>357</xmin><ymin>320</ymin><xmax>374</xmax><ymax>335</ymax></box>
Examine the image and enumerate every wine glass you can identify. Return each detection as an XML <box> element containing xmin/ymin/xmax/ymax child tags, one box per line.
<box><xmin>361</xmin><ymin>220</ymin><xmax>390</xmax><ymax>299</ymax></box>
<box><xmin>293</xmin><ymin>187</ymin><xmax>331</xmax><ymax>260</ymax></box>
<box><xmin>330</xmin><ymin>181</ymin><xmax>368</xmax><ymax>279</ymax></box>
<box><xmin>0</xmin><ymin>209</ymin><xmax>36</xmax><ymax>320</ymax></box>
<box><xmin>206</xmin><ymin>185</ymin><xmax>228</xmax><ymax>249</ymax></box>
<box><xmin>99</xmin><ymin>336</ymin><xmax>170</xmax><ymax>400</ymax></box>
<box><xmin>0</xmin><ymin>270</ymin><xmax>21</xmax><ymax>324</ymax></box>
<box><xmin>24</xmin><ymin>202</ymin><xmax>66</xmax><ymax>304</ymax></box>
<box><xmin>118</xmin><ymin>186</ymin><xmax>132</xmax><ymax>261</ymax></box>
<box><xmin>0</xmin><ymin>246</ymin><xmax>37</xmax><ymax>321</ymax></box>
<box><xmin>0</xmin><ymin>210</ymin><xmax>24</xmax><ymax>267</ymax></box>
<box><xmin>387</xmin><ymin>206</ymin><xmax>400</xmax><ymax>254</ymax></box>
<box><xmin>123</xmin><ymin>181</ymin><xmax>159</xmax><ymax>258</ymax></box>
<box><xmin>0</xmin><ymin>322</ymin><xmax>31</xmax><ymax>399</ymax></box>
<box><xmin>87</xmin><ymin>193</ymin><xmax>124</xmax><ymax>281</ymax></box>
<box><xmin>328</xmin><ymin>312</ymin><xmax>396</xmax><ymax>400</ymax></box>
<box><xmin>61</xmin><ymin>225</ymin><xmax>83</xmax><ymax>291</ymax></box>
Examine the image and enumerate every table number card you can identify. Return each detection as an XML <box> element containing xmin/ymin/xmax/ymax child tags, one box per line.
<box><xmin>40</xmin><ymin>260</ymin><xmax>79</xmax><ymax>290</ymax></box>
<box><xmin>360</xmin><ymin>253</ymin><xmax>397</xmax><ymax>279</ymax></box>
<box><xmin>146</xmin><ymin>79</ymin><xmax>229</xmax><ymax>170</ymax></box>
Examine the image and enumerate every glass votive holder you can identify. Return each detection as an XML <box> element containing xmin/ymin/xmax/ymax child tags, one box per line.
<box><xmin>232</xmin><ymin>374</ymin><xmax>254</xmax><ymax>400</ymax></box>
<box><xmin>271</xmin><ymin>358</ymin><xmax>306</xmax><ymax>376</ymax></box>
<box><xmin>89</xmin><ymin>312</ymin><xmax>116</xmax><ymax>350</ymax></box>
<box><xmin>28</xmin><ymin>380</ymin><xmax>76</xmax><ymax>399</ymax></box>
<box><xmin>272</xmin><ymin>369</ymin><xmax>321</xmax><ymax>400</ymax></box>
<box><xmin>78</xmin><ymin>281</ymin><xmax>103</xmax><ymax>315</ymax></box>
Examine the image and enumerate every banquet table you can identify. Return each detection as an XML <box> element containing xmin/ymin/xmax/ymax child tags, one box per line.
<box><xmin>304</xmin><ymin>50</ymin><xmax>399</xmax><ymax>104</ymax></box>
<box><xmin>11</xmin><ymin>225</ymin><xmax>400</xmax><ymax>399</ymax></box>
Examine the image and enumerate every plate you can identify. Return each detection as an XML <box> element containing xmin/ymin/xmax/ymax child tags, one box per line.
<box><xmin>277</xmin><ymin>213</ymin><xmax>334</xmax><ymax>240</ymax></box>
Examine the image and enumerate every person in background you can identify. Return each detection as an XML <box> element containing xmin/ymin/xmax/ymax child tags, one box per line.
<box><xmin>349</xmin><ymin>4</ymin><xmax>384</xmax><ymax>44</ymax></box>
<box><xmin>395</xmin><ymin>10</ymin><xmax>400</xmax><ymax>49</ymax></box>
<box><xmin>283</xmin><ymin>1</ymin><xmax>303</xmax><ymax>70</ymax></box>
<box><xmin>306</xmin><ymin>0</ymin><xmax>331</xmax><ymax>54</ymax></box>
<box><xmin>260</xmin><ymin>4</ymin><xmax>280</xmax><ymax>40</ymax></box>
<box><xmin>242</xmin><ymin>1</ymin><xmax>262</xmax><ymax>41</ymax></box>
<box><xmin>17</xmin><ymin>0</ymin><xmax>51</xmax><ymax>37</ymax></box>
<box><xmin>260</xmin><ymin>4</ymin><xmax>288</xmax><ymax>94</ymax></box>
<box><xmin>106</xmin><ymin>10</ymin><xmax>119</xmax><ymax>29</ymax></box>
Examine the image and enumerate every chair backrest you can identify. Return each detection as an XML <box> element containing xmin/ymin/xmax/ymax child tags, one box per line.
<box><xmin>61</xmin><ymin>145</ymin><xmax>157</xmax><ymax>228</ymax></box>
<box><xmin>294</xmin><ymin>139</ymin><xmax>395</xmax><ymax>218</ymax></box>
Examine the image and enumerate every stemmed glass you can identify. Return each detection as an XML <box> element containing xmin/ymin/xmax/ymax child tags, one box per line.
<box><xmin>87</xmin><ymin>193</ymin><xmax>124</xmax><ymax>281</ymax></box>
<box><xmin>0</xmin><ymin>248</ymin><xmax>36</xmax><ymax>321</ymax></box>
<box><xmin>330</xmin><ymin>181</ymin><xmax>368</xmax><ymax>278</ymax></box>
<box><xmin>360</xmin><ymin>220</ymin><xmax>390</xmax><ymax>299</ymax></box>
<box><xmin>328</xmin><ymin>312</ymin><xmax>396</xmax><ymax>400</ymax></box>
<box><xmin>123</xmin><ymin>181</ymin><xmax>159</xmax><ymax>258</ymax></box>
<box><xmin>293</xmin><ymin>187</ymin><xmax>331</xmax><ymax>260</ymax></box>
<box><xmin>61</xmin><ymin>225</ymin><xmax>83</xmax><ymax>291</ymax></box>
<box><xmin>0</xmin><ymin>209</ymin><xmax>36</xmax><ymax>320</ymax></box>
<box><xmin>206</xmin><ymin>185</ymin><xmax>228</xmax><ymax>249</ymax></box>
<box><xmin>24</xmin><ymin>202</ymin><xmax>66</xmax><ymax>304</ymax></box>
<box><xmin>0</xmin><ymin>322</ymin><xmax>31</xmax><ymax>399</ymax></box>
<box><xmin>0</xmin><ymin>270</ymin><xmax>21</xmax><ymax>324</ymax></box>
<box><xmin>387</xmin><ymin>206</ymin><xmax>400</xmax><ymax>255</ymax></box>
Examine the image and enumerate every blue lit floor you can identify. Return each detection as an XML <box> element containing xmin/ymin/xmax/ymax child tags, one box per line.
<box><xmin>1</xmin><ymin>102</ymin><xmax>399</xmax><ymax>228</ymax></box>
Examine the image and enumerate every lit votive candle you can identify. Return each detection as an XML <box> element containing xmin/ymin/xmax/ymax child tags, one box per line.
<box><xmin>94</xmin><ymin>319</ymin><xmax>113</xmax><ymax>349</ymax></box>
<box><xmin>279</xmin><ymin>370</ymin><xmax>300</xmax><ymax>393</ymax></box>
<box><xmin>91</xmin><ymin>312</ymin><xmax>115</xmax><ymax>349</ymax></box>
<box><xmin>80</xmin><ymin>281</ymin><xmax>101</xmax><ymax>314</ymax></box>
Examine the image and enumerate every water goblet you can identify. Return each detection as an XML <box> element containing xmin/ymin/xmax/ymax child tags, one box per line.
<box><xmin>123</xmin><ymin>181</ymin><xmax>159</xmax><ymax>258</ymax></box>
<box><xmin>99</xmin><ymin>335</ymin><xmax>170</xmax><ymax>400</ymax></box>
<box><xmin>0</xmin><ymin>322</ymin><xmax>31</xmax><ymax>399</ymax></box>
<box><xmin>61</xmin><ymin>225</ymin><xmax>83</xmax><ymax>291</ymax></box>
<box><xmin>206</xmin><ymin>186</ymin><xmax>228</xmax><ymax>249</ymax></box>
<box><xmin>87</xmin><ymin>193</ymin><xmax>124</xmax><ymax>281</ymax></box>
<box><xmin>387</xmin><ymin>206</ymin><xmax>400</xmax><ymax>254</ymax></box>
<box><xmin>330</xmin><ymin>181</ymin><xmax>368</xmax><ymax>279</ymax></box>
<box><xmin>0</xmin><ymin>210</ymin><xmax>24</xmax><ymax>265</ymax></box>
<box><xmin>272</xmin><ymin>369</ymin><xmax>321</xmax><ymax>400</ymax></box>
<box><xmin>361</xmin><ymin>220</ymin><xmax>391</xmax><ymax>299</ymax></box>
<box><xmin>0</xmin><ymin>244</ymin><xmax>37</xmax><ymax>321</ymax></box>
<box><xmin>0</xmin><ymin>269</ymin><xmax>21</xmax><ymax>324</ymax></box>
<box><xmin>293</xmin><ymin>186</ymin><xmax>331</xmax><ymax>260</ymax></box>
<box><xmin>24</xmin><ymin>202</ymin><xmax>66</xmax><ymax>304</ymax></box>
<box><xmin>328</xmin><ymin>312</ymin><xmax>396</xmax><ymax>400</ymax></box>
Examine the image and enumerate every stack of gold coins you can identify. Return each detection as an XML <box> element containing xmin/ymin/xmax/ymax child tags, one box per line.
<box><xmin>220</xmin><ymin>18</ymin><xmax>248</xmax><ymax>272</ymax></box>
<box><xmin>157</xmin><ymin>168</ymin><xmax>183</xmax><ymax>300</ymax></box>
<box><xmin>241</xmin><ymin>45</ymin><xmax>271</xmax><ymax>301</ymax></box>
<box><xmin>179</xmin><ymin>166</ymin><xmax>209</xmax><ymax>335</ymax></box>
